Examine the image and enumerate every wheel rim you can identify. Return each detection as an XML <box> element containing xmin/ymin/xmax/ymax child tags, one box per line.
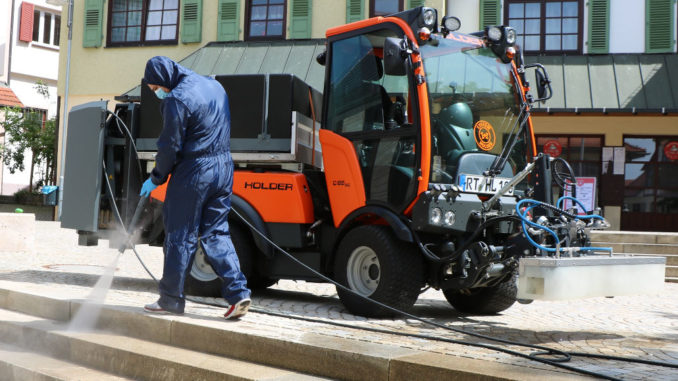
<box><xmin>190</xmin><ymin>245</ymin><xmax>218</xmax><ymax>282</ymax></box>
<box><xmin>346</xmin><ymin>246</ymin><xmax>380</xmax><ymax>296</ymax></box>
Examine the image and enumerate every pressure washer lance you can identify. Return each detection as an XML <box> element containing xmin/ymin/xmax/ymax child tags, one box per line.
<box><xmin>118</xmin><ymin>196</ymin><xmax>148</xmax><ymax>253</ymax></box>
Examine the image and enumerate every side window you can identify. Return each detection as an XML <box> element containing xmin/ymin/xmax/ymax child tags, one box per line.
<box><xmin>327</xmin><ymin>33</ymin><xmax>410</xmax><ymax>134</ymax></box>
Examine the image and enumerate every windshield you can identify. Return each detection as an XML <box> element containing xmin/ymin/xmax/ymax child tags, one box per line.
<box><xmin>421</xmin><ymin>35</ymin><xmax>528</xmax><ymax>183</ymax></box>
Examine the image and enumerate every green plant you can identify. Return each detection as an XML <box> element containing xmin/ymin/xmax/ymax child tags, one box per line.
<box><xmin>13</xmin><ymin>188</ymin><xmax>42</xmax><ymax>205</ymax></box>
<box><xmin>0</xmin><ymin>107</ymin><xmax>57</xmax><ymax>192</ymax></box>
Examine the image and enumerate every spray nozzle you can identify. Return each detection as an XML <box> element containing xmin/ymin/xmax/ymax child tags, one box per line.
<box><xmin>118</xmin><ymin>196</ymin><xmax>149</xmax><ymax>253</ymax></box>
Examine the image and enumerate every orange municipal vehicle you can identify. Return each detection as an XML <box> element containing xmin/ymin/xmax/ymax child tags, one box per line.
<box><xmin>61</xmin><ymin>7</ymin><xmax>665</xmax><ymax>318</ymax></box>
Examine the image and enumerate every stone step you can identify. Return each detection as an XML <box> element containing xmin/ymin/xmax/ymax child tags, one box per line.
<box><xmin>0</xmin><ymin>307</ymin><xmax>326</xmax><ymax>381</ymax></box>
<box><xmin>611</xmin><ymin>253</ymin><xmax>678</xmax><ymax>267</ymax></box>
<box><xmin>589</xmin><ymin>231</ymin><xmax>678</xmax><ymax>245</ymax></box>
<box><xmin>667</xmin><ymin>266</ymin><xmax>678</xmax><ymax>278</ymax></box>
<box><xmin>0</xmin><ymin>342</ymin><xmax>131</xmax><ymax>381</ymax></box>
<box><xmin>0</xmin><ymin>289</ymin><xmax>582</xmax><ymax>381</ymax></box>
<box><xmin>590</xmin><ymin>242</ymin><xmax>678</xmax><ymax>255</ymax></box>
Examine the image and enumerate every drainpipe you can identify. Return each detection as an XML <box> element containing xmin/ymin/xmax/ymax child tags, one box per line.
<box><xmin>46</xmin><ymin>0</ymin><xmax>73</xmax><ymax>219</ymax></box>
<box><xmin>7</xmin><ymin>0</ymin><xmax>16</xmax><ymax>84</ymax></box>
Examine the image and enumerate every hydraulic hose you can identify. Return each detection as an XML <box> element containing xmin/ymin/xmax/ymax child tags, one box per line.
<box><xmin>516</xmin><ymin>199</ymin><xmax>612</xmax><ymax>254</ymax></box>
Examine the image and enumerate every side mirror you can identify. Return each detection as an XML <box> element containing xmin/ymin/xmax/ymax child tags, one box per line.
<box><xmin>316</xmin><ymin>51</ymin><xmax>326</xmax><ymax>66</ymax></box>
<box><xmin>535</xmin><ymin>70</ymin><xmax>546</xmax><ymax>99</ymax></box>
<box><xmin>524</xmin><ymin>63</ymin><xmax>552</xmax><ymax>103</ymax></box>
<box><xmin>383</xmin><ymin>37</ymin><xmax>407</xmax><ymax>76</ymax></box>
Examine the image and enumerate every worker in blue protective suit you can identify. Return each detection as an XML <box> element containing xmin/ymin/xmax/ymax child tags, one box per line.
<box><xmin>139</xmin><ymin>56</ymin><xmax>251</xmax><ymax>320</ymax></box>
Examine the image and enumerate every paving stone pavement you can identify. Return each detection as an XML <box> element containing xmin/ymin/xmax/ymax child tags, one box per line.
<box><xmin>1</xmin><ymin>220</ymin><xmax>677</xmax><ymax>380</ymax></box>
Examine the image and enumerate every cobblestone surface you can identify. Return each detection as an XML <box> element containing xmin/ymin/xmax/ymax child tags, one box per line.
<box><xmin>1</xmin><ymin>221</ymin><xmax>677</xmax><ymax>380</ymax></box>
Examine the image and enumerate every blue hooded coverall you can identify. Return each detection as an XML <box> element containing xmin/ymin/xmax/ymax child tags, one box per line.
<box><xmin>144</xmin><ymin>56</ymin><xmax>251</xmax><ymax>313</ymax></box>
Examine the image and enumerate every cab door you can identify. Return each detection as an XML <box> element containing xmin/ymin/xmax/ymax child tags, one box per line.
<box><xmin>321</xmin><ymin>26</ymin><xmax>419</xmax><ymax>226</ymax></box>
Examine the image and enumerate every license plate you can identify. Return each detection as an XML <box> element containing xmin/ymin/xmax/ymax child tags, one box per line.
<box><xmin>459</xmin><ymin>174</ymin><xmax>514</xmax><ymax>195</ymax></box>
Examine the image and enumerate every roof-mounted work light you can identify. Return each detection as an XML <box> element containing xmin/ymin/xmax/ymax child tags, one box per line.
<box><xmin>485</xmin><ymin>25</ymin><xmax>518</xmax><ymax>63</ymax></box>
<box><xmin>420</xmin><ymin>7</ymin><xmax>438</xmax><ymax>30</ymax></box>
<box><xmin>441</xmin><ymin>16</ymin><xmax>461</xmax><ymax>34</ymax></box>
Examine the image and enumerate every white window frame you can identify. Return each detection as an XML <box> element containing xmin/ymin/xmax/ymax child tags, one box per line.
<box><xmin>31</xmin><ymin>9</ymin><xmax>61</xmax><ymax>49</ymax></box>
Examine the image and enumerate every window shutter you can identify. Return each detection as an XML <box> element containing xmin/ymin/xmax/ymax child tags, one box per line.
<box><xmin>19</xmin><ymin>2</ymin><xmax>35</xmax><ymax>42</ymax></box>
<box><xmin>82</xmin><ymin>0</ymin><xmax>103</xmax><ymax>47</ymax></box>
<box><xmin>646</xmin><ymin>0</ymin><xmax>675</xmax><ymax>53</ymax></box>
<box><xmin>408</xmin><ymin>0</ymin><xmax>426</xmax><ymax>9</ymax></box>
<box><xmin>346</xmin><ymin>0</ymin><xmax>364</xmax><ymax>23</ymax></box>
<box><xmin>217</xmin><ymin>0</ymin><xmax>240</xmax><ymax>41</ymax></box>
<box><xmin>479</xmin><ymin>0</ymin><xmax>501</xmax><ymax>28</ymax></box>
<box><xmin>181</xmin><ymin>0</ymin><xmax>202</xmax><ymax>43</ymax></box>
<box><xmin>290</xmin><ymin>0</ymin><xmax>312</xmax><ymax>39</ymax></box>
<box><xmin>588</xmin><ymin>0</ymin><xmax>610</xmax><ymax>54</ymax></box>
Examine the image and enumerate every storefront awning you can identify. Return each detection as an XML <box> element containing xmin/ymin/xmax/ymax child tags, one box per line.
<box><xmin>525</xmin><ymin>54</ymin><xmax>678</xmax><ymax>115</ymax></box>
<box><xmin>121</xmin><ymin>39</ymin><xmax>326</xmax><ymax>99</ymax></box>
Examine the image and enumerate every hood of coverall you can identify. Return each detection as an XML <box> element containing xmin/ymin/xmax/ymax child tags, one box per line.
<box><xmin>144</xmin><ymin>56</ymin><xmax>193</xmax><ymax>90</ymax></box>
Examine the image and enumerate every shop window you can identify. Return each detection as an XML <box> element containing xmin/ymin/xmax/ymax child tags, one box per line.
<box><xmin>246</xmin><ymin>0</ymin><xmax>286</xmax><ymax>40</ymax></box>
<box><xmin>623</xmin><ymin>137</ymin><xmax>678</xmax><ymax>216</ymax></box>
<box><xmin>505</xmin><ymin>0</ymin><xmax>583</xmax><ymax>53</ymax></box>
<box><xmin>537</xmin><ymin>135</ymin><xmax>602</xmax><ymax>177</ymax></box>
<box><xmin>107</xmin><ymin>0</ymin><xmax>179</xmax><ymax>46</ymax></box>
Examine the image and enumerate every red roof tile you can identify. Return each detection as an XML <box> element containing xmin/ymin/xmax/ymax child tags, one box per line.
<box><xmin>0</xmin><ymin>87</ymin><xmax>24</xmax><ymax>108</ymax></box>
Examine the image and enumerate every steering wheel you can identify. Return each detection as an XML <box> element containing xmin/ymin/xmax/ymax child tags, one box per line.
<box><xmin>551</xmin><ymin>157</ymin><xmax>576</xmax><ymax>195</ymax></box>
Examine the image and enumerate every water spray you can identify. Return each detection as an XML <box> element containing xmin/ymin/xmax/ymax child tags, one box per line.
<box><xmin>118</xmin><ymin>196</ymin><xmax>149</xmax><ymax>254</ymax></box>
<box><xmin>68</xmin><ymin>196</ymin><xmax>150</xmax><ymax>332</ymax></box>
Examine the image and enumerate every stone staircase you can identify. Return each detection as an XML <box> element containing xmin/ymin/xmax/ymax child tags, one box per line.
<box><xmin>0</xmin><ymin>307</ymin><xmax>325</xmax><ymax>381</ymax></box>
<box><xmin>0</xmin><ymin>289</ymin><xmax>575</xmax><ymax>381</ymax></box>
<box><xmin>590</xmin><ymin>230</ymin><xmax>678</xmax><ymax>283</ymax></box>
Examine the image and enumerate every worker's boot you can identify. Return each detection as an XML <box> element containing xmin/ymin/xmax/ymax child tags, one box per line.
<box><xmin>224</xmin><ymin>298</ymin><xmax>251</xmax><ymax>320</ymax></box>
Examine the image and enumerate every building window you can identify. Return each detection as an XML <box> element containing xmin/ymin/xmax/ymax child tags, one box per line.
<box><xmin>623</xmin><ymin>137</ymin><xmax>678</xmax><ymax>215</ymax></box>
<box><xmin>537</xmin><ymin>135</ymin><xmax>602</xmax><ymax>177</ymax></box>
<box><xmin>108</xmin><ymin>0</ymin><xmax>179</xmax><ymax>46</ymax></box>
<box><xmin>246</xmin><ymin>0</ymin><xmax>286</xmax><ymax>40</ymax></box>
<box><xmin>31</xmin><ymin>10</ymin><xmax>61</xmax><ymax>47</ymax></box>
<box><xmin>370</xmin><ymin>0</ymin><xmax>404</xmax><ymax>17</ymax></box>
<box><xmin>506</xmin><ymin>0</ymin><xmax>582</xmax><ymax>53</ymax></box>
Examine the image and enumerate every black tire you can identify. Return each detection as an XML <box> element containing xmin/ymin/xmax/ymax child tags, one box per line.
<box><xmin>185</xmin><ymin>223</ymin><xmax>274</xmax><ymax>296</ymax></box>
<box><xmin>443</xmin><ymin>275</ymin><xmax>518</xmax><ymax>315</ymax></box>
<box><xmin>334</xmin><ymin>225</ymin><xmax>425</xmax><ymax>318</ymax></box>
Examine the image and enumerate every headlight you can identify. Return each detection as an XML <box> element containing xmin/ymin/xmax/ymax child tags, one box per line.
<box><xmin>504</xmin><ymin>27</ymin><xmax>517</xmax><ymax>45</ymax></box>
<box><xmin>444</xmin><ymin>211</ymin><xmax>456</xmax><ymax>226</ymax></box>
<box><xmin>431</xmin><ymin>208</ymin><xmax>442</xmax><ymax>225</ymax></box>
<box><xmin>423</xmin><ymin>8</ymin><xmax>436</xmax><ymax>27</ymax></box>
<box><xmin>487</xmin><ymin>26</ymin><xmax>502</xmax><ymax>42</ymax></box>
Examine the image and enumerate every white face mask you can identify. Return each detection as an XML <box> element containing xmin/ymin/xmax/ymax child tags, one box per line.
<box><xmin>155</xmin><ymin>88</ymin><xmax>169</xmax><ymax>99</ymax></box>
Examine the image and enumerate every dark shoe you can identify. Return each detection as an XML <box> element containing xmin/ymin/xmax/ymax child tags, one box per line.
<box><xmin>224</xmin><ymin>298</ymin><xmax>251</xmax><ymax>320</ymax></box>
<box><xmin>144</xmin><ymin>301</ymin><xmax>182</xmax><ymax>315</ymax></box>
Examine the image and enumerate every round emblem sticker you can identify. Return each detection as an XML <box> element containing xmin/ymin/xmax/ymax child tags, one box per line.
<box><xmin>543</xmin><ymin>139</ymin><xmax>562</xmax><ymax>157</ymax></box>
<box><xmin>665</xmin><ymin>141</ymin><xmax>678</xmax><ymax>161</ymax></box>
<box><xmin>473</xmin><ymin>120</ymin><xmax>496</xmax><ymax>151</ymax></box>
